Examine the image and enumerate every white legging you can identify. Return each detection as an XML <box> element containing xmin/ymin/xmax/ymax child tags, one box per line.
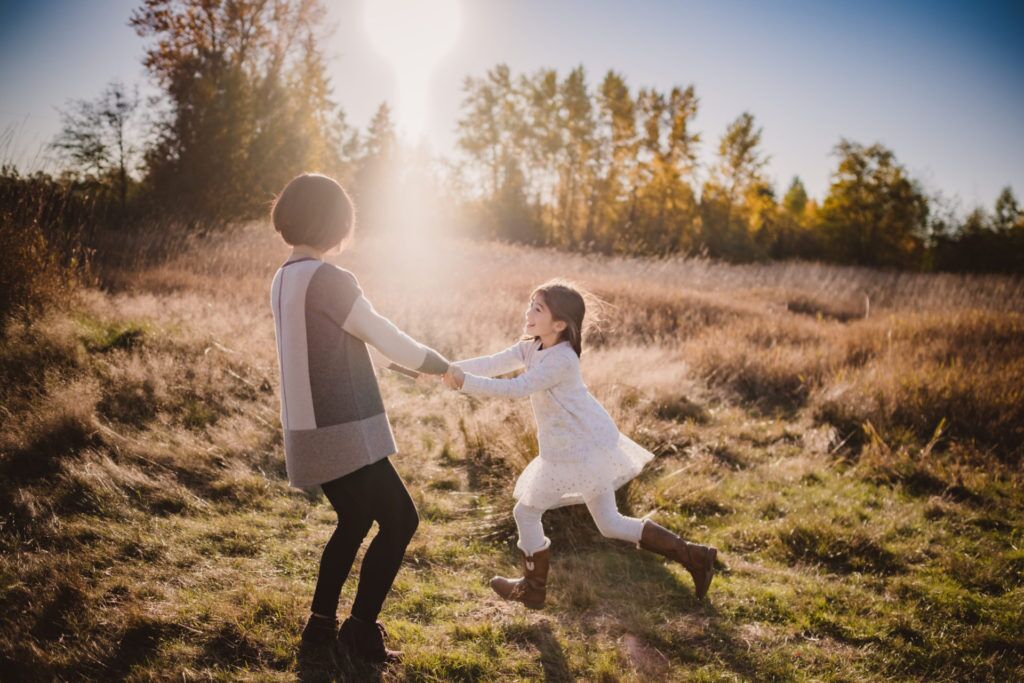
<box><xmin>513</xmin><ymin>491</ymin><xmax>646</xmax><ymax>555</ymax></box>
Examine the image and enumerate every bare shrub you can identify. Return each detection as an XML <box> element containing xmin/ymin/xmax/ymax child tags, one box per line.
<box><xmin>0</xmin><ymin>169</ymin><xmax>94</xmax><ymax>332</ymax></box>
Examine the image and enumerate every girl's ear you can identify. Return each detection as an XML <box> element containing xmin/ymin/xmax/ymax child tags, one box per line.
<box><xmin>554</xmin><ymin>320</ymin><xmax>567</xmax><ymax>333</ymax></box>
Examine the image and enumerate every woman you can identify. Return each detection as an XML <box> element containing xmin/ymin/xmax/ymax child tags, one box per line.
<box><xmin>269</xmin><ymin>173</ymin><xmax>450</xmax><ymax>664</ymax></box>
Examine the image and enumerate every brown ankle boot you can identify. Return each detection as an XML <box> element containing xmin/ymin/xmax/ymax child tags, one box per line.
<box><xmin>336</xmin><ymin>615</ymin><xmax>401</xmax><ymax>664</ymax></box>
<box><xmin>639</xmin><ymin>520</ymin><xmax>717</xmax><ymax>599</ymax></box>
<box><xmin>490</xmin><ymin>547</ymin><xmax>550</xmax><ymax>609</ymax></box>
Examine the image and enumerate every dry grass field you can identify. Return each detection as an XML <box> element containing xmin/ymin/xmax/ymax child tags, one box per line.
<box><xmin>1</xmin><ymin>224</ymin><xmax>1022</xmax><ymax>681</ymax></box>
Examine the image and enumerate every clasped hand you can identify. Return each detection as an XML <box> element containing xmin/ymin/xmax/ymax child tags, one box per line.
<box><xmin>416</xmin><ymin>364</ymin><xmax>464</xmax><ymax>389</ymax></box>
<box><xmin>442</xmin><ymin>365</ymin><xmax>465</xmax><ymax>389</ymax></box>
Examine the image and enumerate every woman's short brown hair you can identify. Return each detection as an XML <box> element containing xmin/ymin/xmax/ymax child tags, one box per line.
<box><xmin>271</xmin><ymin>173</ymin><xmax>355</xmax><ymax>251</ymax></box>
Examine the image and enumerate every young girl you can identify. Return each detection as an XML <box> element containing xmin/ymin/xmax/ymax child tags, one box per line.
<box><xmin>269</xmin><ymin>173</ymin><xmax>450</xmax><ymax>663</ymax></box>
<box><xmin>442</xmin><ymin>279</ymin><xmax>717</xmax><ymax>608</ymax></box>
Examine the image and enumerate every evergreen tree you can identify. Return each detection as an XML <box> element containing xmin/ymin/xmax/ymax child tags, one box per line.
<box><xmin>993</xmin><ymin>186</ymin><xmax>1022</xmax><ymax>233</ymax></box>
<box><xmin>782</xmin><ymin>176</ymin><xmax>808</xmax><ymax>217</ymax></box>
<box><xmin>353</xmin><ymin>102</ymin><xmax>399</xmax><ymax>234</ymax></box>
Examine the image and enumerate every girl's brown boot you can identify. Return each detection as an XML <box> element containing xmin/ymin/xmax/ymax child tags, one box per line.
<box><xmin>639</xmin><ymin>520</ymin><xmax>717</xmax><ymax>599</ymax></box>
<box><xmin>490</xmin><ymin>547</ymin><xmax>550</xmax><ymax>609</ymax></box>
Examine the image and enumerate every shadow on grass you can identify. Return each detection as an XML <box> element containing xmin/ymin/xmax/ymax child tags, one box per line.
<box><xmin>502</xmin><ymin>619</ymin><xmax>572</xmax><ymax>682</ymax></box>
<box><xmin>99</xmin><ymin>618</ymin><xmax>182</xmax><ymax>680</ymax></box>
<box><xmin>296</xmin><ymin>640</ymin><xmax>386</xmax><ymax>683</ymax></box>
<box><xmin>549</xmin><ymin>544</ymin><xmax>799</xmax><ymax>681</ymax></box>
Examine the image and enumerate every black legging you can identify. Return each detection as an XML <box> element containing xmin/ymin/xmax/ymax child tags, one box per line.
<box><xmin>310</xmin><ymin>457</ymin><xmax>419</xmax><ymax>621</ymax></box>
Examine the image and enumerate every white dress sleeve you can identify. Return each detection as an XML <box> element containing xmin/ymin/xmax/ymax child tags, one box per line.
<box><xmin>460</xmin><ymin>349</ymin><xmax>573</xmax><ymax>398</ymax></box>
<box><xmin>452</xmin><ymin>341</ymin><xmax>526</xmax><ymax>377</ymax></box>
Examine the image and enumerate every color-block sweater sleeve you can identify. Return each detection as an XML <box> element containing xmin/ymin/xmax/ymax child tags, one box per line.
<box><xmin>309</xmin><ymin>265</ymin><xmax>450</xmax><ymax>375</ymax></box>
<box><xmin>366</xmin><ymin>346</ymin><xmax>420</xmax><ymax>380</ymax></box>
<box><xmin>343</xmin><ymin>297</ymin><xmax>450</xmax><ymax>374</ymax></box>
<box><xmin>452</xmin><ymin>340</ymin><xmax>527</xmax><ymax>377</ymax></box>
<box><xmin>460</xmin><ymin>347</ymin><xmax>574</xmax><ymax>398</ymax></box>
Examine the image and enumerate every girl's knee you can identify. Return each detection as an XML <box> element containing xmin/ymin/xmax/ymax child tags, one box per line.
<box><xmin>513</xmin><ymin>501</ymin><xmax>540</xmax><ymax>523</ymax></box>
<box><xmin>512</xmin><ymin>501</ymin><xmax>526</xmax><ymax>520</ymax></box>
<box><xmin>593</xmin><ymin>516</ymin><xmax>618</xmax><ymax>539</ymax></box>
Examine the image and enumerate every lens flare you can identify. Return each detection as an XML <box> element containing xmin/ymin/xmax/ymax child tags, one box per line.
<box><xmin>364</xmin><ymin>0</ymin><xmax>461</xmax><ymax>141</ymax></box>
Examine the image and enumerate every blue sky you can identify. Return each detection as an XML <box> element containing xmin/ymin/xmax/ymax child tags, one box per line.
<box><xmin>1</xmin><ymin>0</ymin><xmax>1021</xmax><ymax>210</ymax></box>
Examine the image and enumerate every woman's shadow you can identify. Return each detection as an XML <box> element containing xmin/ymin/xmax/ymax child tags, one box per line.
<box><xmin>296</xmin><ymin>640</ymin><xmax>385</xmax><ymax>682</ymax></box>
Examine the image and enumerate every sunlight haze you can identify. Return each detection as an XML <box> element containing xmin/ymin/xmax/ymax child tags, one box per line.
<box><xmin>363</xmin><ymin>0</ymin><xmax>462</xmax><ymax>140</ymax></box>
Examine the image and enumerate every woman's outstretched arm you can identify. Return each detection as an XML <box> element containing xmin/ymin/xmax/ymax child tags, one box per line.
<box><xmin>367</xmin><ymin>346</ymin><xmax>422</xmax><ymax>380</ymax></box>
<box><xmin>308</xmin><ymin>264</ymin><xmax>449</xmax><ymax>375</ymax></box>
<box><xmin>342</xmin><ymin>296</ymin><xmax>450</xmax><ymax>374</ymax></box>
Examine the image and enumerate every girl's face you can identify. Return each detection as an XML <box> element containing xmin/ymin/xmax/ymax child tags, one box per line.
<box><xmin>524</xmin><ymin>294</ymin><xmax>566</xmax><ymax>340</ymax></box>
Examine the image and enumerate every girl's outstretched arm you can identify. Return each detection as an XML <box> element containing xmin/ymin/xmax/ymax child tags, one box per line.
<box><xmin>458</xmin><ymin>350</ymin><xmax>573</xmax><ymax>399</ymax></box>
<box><xmin>452</xmin><ymin>342</ymin><xmax>526</xmax><ymax>377</ymax></box>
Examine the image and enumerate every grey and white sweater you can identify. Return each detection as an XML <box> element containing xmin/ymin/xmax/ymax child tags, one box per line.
<box><xmin>270</xmin><ymin>257</ymin><xmax>449</xmax><ymax>487</ymax></box>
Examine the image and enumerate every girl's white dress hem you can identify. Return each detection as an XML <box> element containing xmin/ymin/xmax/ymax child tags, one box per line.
<box><xmin>455</xmin><ymin>338</ymin><xmax>655</xmax><ymax>511</ymax></box>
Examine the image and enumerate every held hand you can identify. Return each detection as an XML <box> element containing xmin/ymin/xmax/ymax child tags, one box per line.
<box><xmin>443</xmin><ymin>366</ymin><xmax>465</xmax><ymax>390</ymax></box>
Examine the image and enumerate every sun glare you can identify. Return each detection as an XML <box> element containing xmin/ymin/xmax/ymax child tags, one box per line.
<box><xmin>364</xmin><ymin>0</ymin><xmax>462</xmax><ymax>141</ymax></box>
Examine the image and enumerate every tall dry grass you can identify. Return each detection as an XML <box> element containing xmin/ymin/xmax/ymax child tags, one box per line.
<box><xmin>2</xmin><ymin>222</ymin><xmax>1022</xmax><ymax>680</ymax></box>
<box><xmin>98</xmin><ymin>222</ymin><xmax>1022</xmax><ymax>459</ymax></box>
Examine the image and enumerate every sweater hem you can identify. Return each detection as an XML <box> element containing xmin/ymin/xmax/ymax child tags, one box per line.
<box><xmin>284</xmin><ymin>412</ymin><xmax>397</xmax><ymax>488</ymax></box>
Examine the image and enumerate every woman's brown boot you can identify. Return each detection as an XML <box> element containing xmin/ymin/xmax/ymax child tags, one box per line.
<box><xmin>336</xmin><ymin>615</ymin><xmax>401</xmax><ymax>664</ymax></box>
<box><xmin>490</xmin><ymin>547</ymin><xmax>550</xmax><ymax>609</ymax></box>
<box><xmin>639</xmin><ymin>520</ymin><xmax>717</xmax><ymax>599</ymax></box>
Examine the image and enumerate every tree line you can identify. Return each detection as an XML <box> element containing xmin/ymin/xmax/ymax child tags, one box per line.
<box><xmin>454</xmin><ymin>64</ymin><xmax>1023</xmax><ymax>272</ymax></box>
<box><xmin>8</xmin><ymin>0</ymin><xmax>1023</xmax><ymax>277</ymax></box>
<box><xmin>38</xmin><ymin>0</ymin><xmax>410</xmax><ymax>231</ymax></box>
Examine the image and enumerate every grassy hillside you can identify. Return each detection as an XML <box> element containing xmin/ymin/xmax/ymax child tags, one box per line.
<box><xmin>2</xmin><ymin>226</ymin><xmax>1022</xmax><ymax>681</ymax></box>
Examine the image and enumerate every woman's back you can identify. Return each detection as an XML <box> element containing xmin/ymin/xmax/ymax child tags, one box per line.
<box><xmin>271</xmin><ymin>260</ymin><xmax>383</xmax><ymax>430</ymax></box>
<box><xmin>270</xmin><ymin>259</ymin><xmax>395</xmax><ymax>487</ymax></box>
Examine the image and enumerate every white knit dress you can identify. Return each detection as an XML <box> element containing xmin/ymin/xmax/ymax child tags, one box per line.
<box><xmin>455</xmin><ymin>339</ymin><xmax>654</xmax><ymax>510</ymax></box>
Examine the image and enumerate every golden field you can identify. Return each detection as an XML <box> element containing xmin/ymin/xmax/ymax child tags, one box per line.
<box><xmin>1</xmin><ymin>225</ymin><xmax>1022</xmax><ymax>681</ymax></box>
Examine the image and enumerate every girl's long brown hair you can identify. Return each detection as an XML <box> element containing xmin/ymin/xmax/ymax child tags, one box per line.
<box><xmin>522</xmin><ymin>278</ymin><xmax>605</xmax><ymax>357</ymax></box>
